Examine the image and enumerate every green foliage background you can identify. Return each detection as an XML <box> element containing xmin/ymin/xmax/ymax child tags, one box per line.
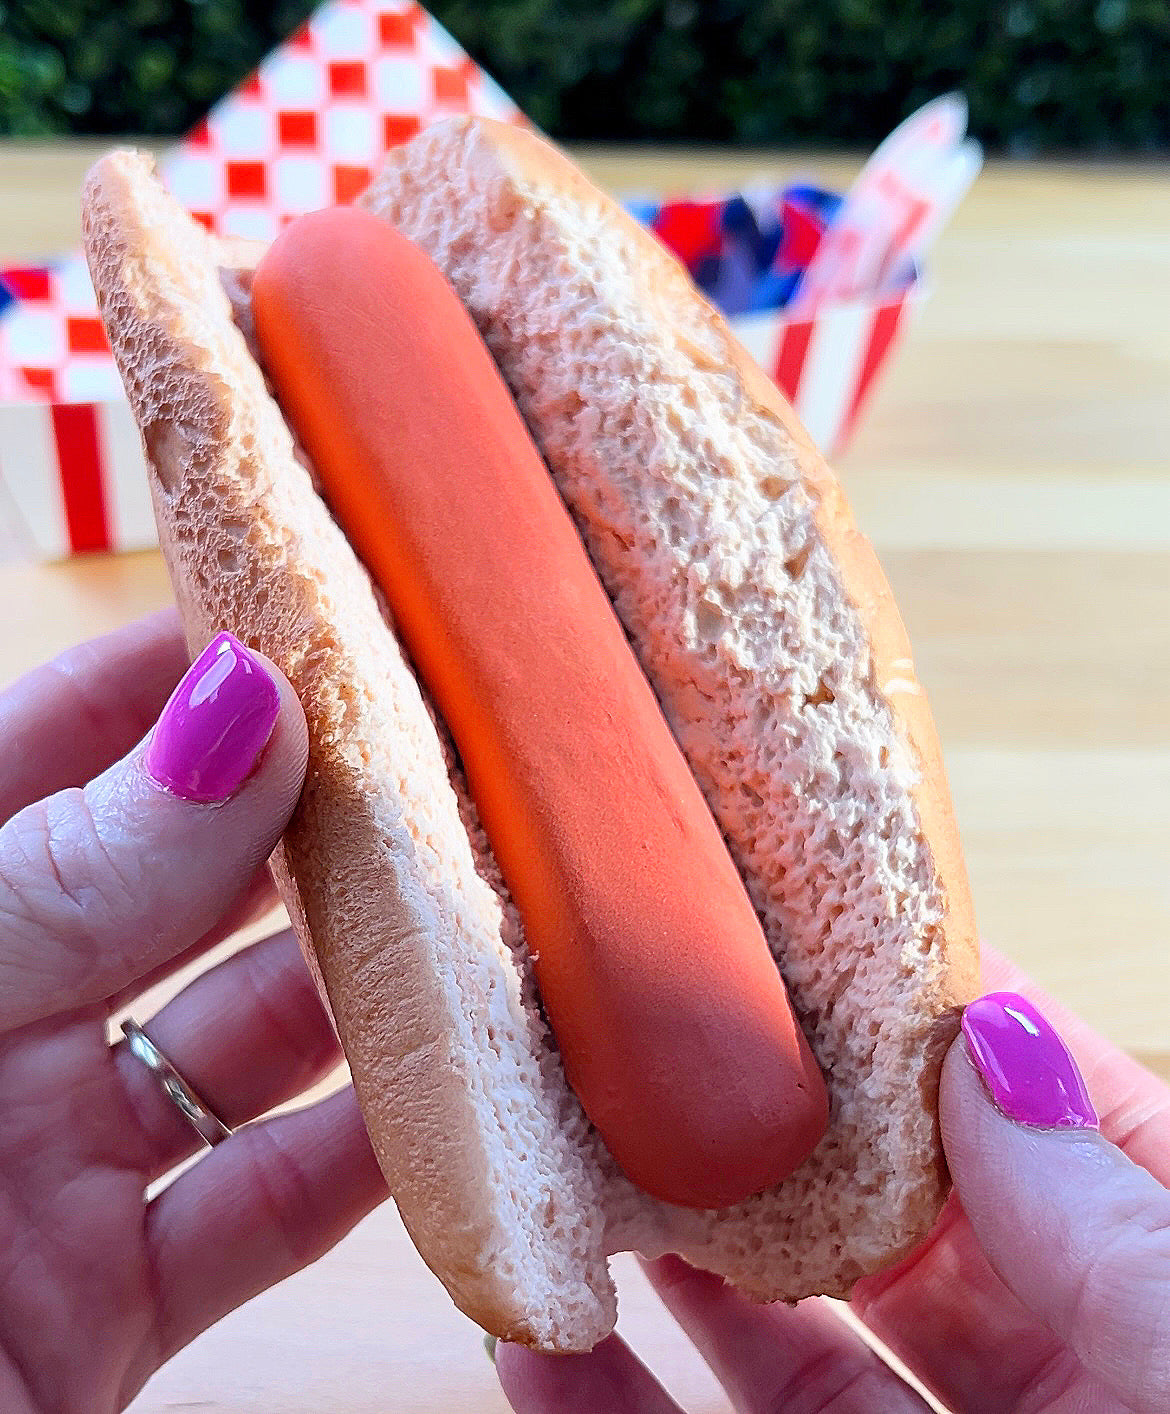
<box><xmin>2</xmin><ymin>0</ymin><xmax>1168</xmax><ymax>151</ymax></box>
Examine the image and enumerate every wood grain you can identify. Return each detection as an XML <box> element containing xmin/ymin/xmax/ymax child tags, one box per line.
<box><xmin>1</xmin><ymin>142</ymin><xmax>1167</xmax><ymax>1411</ymax></box>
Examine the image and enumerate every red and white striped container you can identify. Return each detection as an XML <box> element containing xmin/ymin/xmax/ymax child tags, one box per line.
<box><xmin>733</xmin><ymin>290</ymin><xmax>914</xmax><ymax>459</ymax></box>
<box><xmin>0</xmin><ymin>0</ymin><xmax>915</xmax><ymax>561</ymax></box>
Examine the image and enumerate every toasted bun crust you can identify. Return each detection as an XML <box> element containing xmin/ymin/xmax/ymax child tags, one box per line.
<box><xmin>83</xmin><ymin>125</ymin><xmax>978</xmax><ymax>1353</ymax></box>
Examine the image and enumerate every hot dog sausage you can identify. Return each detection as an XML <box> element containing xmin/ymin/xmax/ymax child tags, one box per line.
<box><xmin>252</xmin><ymin>207</ymin><xmax>828</xmax><ymax>1208</ymax></box>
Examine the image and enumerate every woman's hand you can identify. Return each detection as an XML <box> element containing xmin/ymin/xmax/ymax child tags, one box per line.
<box><xmin>0</xmin><ymin>613</ymin><xmax>385</xmax><ymax>1413</ymax></box>
<box><xmin>495</xmin><ymin>952</ymin><xmax>1170</xmax><ymax>1413</ymax></box>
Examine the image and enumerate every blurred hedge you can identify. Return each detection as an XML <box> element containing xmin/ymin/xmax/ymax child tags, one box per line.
<box><xmin>2</xmin><ymin>0</ymin><xmax>1168</xmax><ymax>151</ymax></box>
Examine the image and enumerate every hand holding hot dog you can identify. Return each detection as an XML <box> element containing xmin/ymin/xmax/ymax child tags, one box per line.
<box><xmin>0</xmin><ymin>615</ymin><xmax>385</xmax><ymax>1414</ymax></box>
<box><xmin>496</xmin><ymin>951</ymin><xmax>1170</xmax><ymax>1413</ymax></box>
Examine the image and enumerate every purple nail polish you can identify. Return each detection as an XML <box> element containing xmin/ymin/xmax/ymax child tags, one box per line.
<box><xmin>962</xmin><ymin>992</ymin><xmax>1098</xmax><ymax>1130</ymax></box>
<box><xmin>146</xmin><ymin>632</ymin><xmax>280</xmax><ymax>803</ymax></box>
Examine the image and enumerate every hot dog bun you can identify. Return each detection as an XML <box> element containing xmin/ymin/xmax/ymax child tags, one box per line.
<box><xmin>82</xmin><ymin>123</ymin><xmax>978</xmax><ymax>1353</ymax></box>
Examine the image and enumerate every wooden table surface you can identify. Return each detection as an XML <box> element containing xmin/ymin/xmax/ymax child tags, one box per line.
<box><xmin>2</xmin><ymin>141</ymin><xmax>1168</xmax><ymax>1412</ymax></box>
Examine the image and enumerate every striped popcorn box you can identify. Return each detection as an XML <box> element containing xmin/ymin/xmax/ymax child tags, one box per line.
<box><xmin>636</xmin><ymin>185</ymin><xmax>919</xmax><ymax>459</ymax></box>
<box><xmin>731</xmin><ymin>289</ymin><xmax>915</xmax><ymax>457</ymax></box>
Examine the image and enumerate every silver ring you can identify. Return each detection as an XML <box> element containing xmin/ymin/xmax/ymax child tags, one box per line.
<box><xmin>121</xmin><ymin>1017</ymin><xmax>233</xmax><ymax>1148</ymax></box>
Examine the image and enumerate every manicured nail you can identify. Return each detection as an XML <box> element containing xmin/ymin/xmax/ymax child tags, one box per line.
<box><xmin>483</xmin><ymin>1334</ymin><xmax>498</xmax><ymax>1364</ymax></box>
<box><xmin>146</xmin><ymin>632</ymin><xmax>280</xmax><ymax>802</ymax></box>
<box><xmin>962</xmin><ymin>992</ymin><xmax>1098</xmax><ymax>1130</ymax></box>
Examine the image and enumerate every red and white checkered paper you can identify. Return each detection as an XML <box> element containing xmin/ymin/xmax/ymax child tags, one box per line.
<box><xmin>0</xmin><ymin>0</ymin><xmax>913</xmax><ymax>560</ymax></box>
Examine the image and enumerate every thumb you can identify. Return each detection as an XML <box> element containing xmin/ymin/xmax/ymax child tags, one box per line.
<box><xmin>0</xmin><ymin>631</ymin><xmax>307</xmax><ymax>1030</ymax></box>
<box><xmin>942</xmin><ymin>992</ymin><xmax>1170</xmax><ymax>1412</ymax></box>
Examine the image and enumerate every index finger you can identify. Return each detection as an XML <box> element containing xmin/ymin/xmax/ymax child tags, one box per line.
<box><xmin>641</xmin><ymin>1256</ymin><xmax>930</xmax><ymax>1414</ymax></box>
<box><xmin>495</xmin><ymin>1335</ymin><xmax>685</xmax><ymax>1414</ymax></box>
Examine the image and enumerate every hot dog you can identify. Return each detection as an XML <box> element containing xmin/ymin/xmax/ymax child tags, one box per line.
<box><xmin>82</xmin><ymin>120</ymin><xmax>979</xmax><ymax>1352</ymax></box>
<box><xmin>249</xmin><ymin>207</ymin><xmax>828</xmax><ymax>1209</ymax></box>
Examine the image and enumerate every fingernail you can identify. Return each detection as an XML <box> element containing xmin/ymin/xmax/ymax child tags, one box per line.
<box><xmin>146</xmin><ymin>632</ymin><xmax>280</xmax><ymax>803</ymax></box>
<box><xmin>483</xmin><ymin>1334</ymin><xmax>497</xmax><ymax>1364</ymax></box>
<box><xmin>962</xmin><ymin>991</ymin><xmax>1098</xmax><ymax>1130</ymax></box>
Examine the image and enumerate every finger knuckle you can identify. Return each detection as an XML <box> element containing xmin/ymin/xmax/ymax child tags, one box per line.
<box><xmin>762</xmin><ymin>1348</ymin><xmax>897</xmax><ymax>1414</ymax></box>
<box><xmin>0</xmin><ymin>790</ymin><xmax>139</xmax><ymax>1001</ymax></box>
<box><xmin>236</xmin><ymin>1122</ymin><xmax>324</xmax><ymax>1273</ymax></box>
<box><xmin>819</xmin><ymin>1367</ymin><xmax>915</xmax><ymax>1414</ymax></box>
<box><xmin>43</xmin><ymin>639</ymin><xmax>116</xmax><ymax>737</ymax></box>
<box><xmin>237</xmin><ymin>939</ymin><xmax>326</xmax><ymax>1073</ymax></box>
<box><xmin>1070</xmin><ymin>1183</ymin><xmax>1170</xmax><ymax>1409</ymax></box>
